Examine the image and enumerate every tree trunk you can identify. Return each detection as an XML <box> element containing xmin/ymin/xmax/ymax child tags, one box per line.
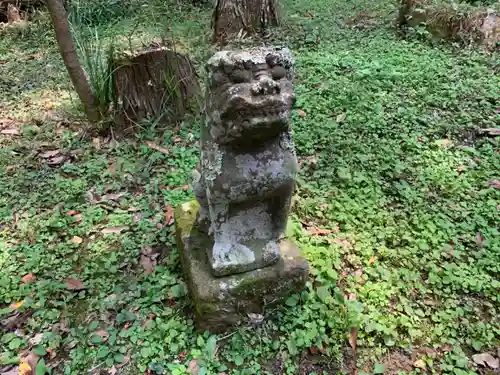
<box><xmin>46</xmin><ymin>0</ymin><xmax>100</xmax><ymax>123</ymax></box>
<box><xmin>212</xmin><ymin>0</ymin><xmax>279</xmax><ymax>43</ymax></box>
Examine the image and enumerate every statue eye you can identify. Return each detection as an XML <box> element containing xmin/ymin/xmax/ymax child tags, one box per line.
<box><xmin>266</xmin><ymin>53</ymin><xmax>280</xmax><ymax>67</ymax></box>
<box><xmin>271</xmin><ymin>66</ymin><xmax>286</xmax><ymax>80</ymax></box>
<box><xmin>229</xmin><ymin>69</ymin><xmax>248</xmax><ymax>83</ymax></box>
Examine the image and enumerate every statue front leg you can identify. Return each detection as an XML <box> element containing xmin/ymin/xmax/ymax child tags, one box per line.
<box><xmin>206</xmin><ymin>198</ymin><xmax>280</xmax><ymax>276</ymax></box>
<box><xmin>207</xmin><ymin>201</ymin><xmax>257</xmax><ymax>276</ymax></box>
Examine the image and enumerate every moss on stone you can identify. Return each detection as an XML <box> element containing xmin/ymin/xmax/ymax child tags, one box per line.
<box><xmin>174</xmin><ymin>200</ymin><xmax>199</xmax><ymax>238</ymax></box>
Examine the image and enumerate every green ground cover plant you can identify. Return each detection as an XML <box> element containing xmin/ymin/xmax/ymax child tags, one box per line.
<box><xmin>0</xmin><ymin>0</ymin><xmax>498</xmax><ymax>373</ymax></box>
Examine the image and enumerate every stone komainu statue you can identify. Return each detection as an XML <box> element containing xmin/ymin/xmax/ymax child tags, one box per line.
<box><xmin>193</xmin><ymin>47</ymin><xmax>298</xmax><ymax>277</ymax></box>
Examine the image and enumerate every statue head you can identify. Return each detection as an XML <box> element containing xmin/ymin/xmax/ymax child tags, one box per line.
<box><xmin>206</xmin><ymin>47</ymin><xmax>295</xmax><ymax>145</ymax></box>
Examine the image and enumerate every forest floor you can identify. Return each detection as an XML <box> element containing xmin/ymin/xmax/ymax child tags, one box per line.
<box><xmin>0</xmin><ymin>0</ymin><xmax>499</xmax><ymax>374</ymax></box>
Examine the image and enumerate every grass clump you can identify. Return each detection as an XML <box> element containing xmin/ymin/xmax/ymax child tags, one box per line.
<box><xmin>0</xmin><ymin>0</ymin><xmax>499</xmax><ymax>374</ymax></box>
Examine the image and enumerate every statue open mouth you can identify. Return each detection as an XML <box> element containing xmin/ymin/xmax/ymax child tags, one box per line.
<box><xmin>224</xmin><ymin>105</ymin><xmax>291</xmax><ymax>122</ymax></box>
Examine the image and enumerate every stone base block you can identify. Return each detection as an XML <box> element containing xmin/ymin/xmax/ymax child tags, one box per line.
<box><xmin>174</xmin><ymin>200</ymin><xmax>309</xmax><ymax>333</ymax></box>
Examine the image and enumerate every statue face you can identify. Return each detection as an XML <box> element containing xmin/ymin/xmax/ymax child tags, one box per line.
<box><xmin>206</xmin><ymin>48</ymin><xmax>296</xmax><ymax>145</ymax></box>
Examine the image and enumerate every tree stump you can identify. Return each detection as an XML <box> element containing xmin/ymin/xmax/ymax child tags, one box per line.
<box><xmin>397</xmin><ymin>0</ymin><xmax>499</xmax><ymax>50</ymax></box>
<box><xmin>212</xmin><ymin>0</ymin><xmax>280</xmax><ymax>43</ymax></box>
<box><xmin>111</xmin><ymin>47</ymin><xmax>200</xmax><ymax>125</ymax></box>
<box><xmin>0</xmin><ymin>0</ymin><xmax>44</xmax><ymax>22</ymax></box>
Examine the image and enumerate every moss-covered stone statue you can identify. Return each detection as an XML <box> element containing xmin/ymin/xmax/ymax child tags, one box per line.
<box><xmin>175</xmin><ymin>47</ymin><xmax>308</xmax><ymax>332</ymax></box>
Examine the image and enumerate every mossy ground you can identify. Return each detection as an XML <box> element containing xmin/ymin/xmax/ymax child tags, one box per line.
<box><xmin>0</xmin><ymin>0</ymin><xmax>499</xmax><ymax>373</ymax></box>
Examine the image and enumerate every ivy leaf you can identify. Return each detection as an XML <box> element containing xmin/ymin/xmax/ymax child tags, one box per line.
<box><xmin>374</xmin><ymin>363</ymin><xmax>385</xmax><ymax>374</ymax></box>
<box><xmin>316</xmin><ymin>285</ymin><xmax>330</xmax><ymax>302</ymax></box>
<box><xmin>170</xmin><ymin>284</ymin><xmax>186</xmax><ymax>298</ymax></box>
<box><xmin>233</xmin><ymin>354</ymin><xmax>244</xmax><ymax>366</ymax></box>
<box><xmin>33</xmin><ymin>345</ymin><xmax>47</xmax><ymax>356</ymax></box>
<box><xmin>35</xmin><ymin>358</ymin><xmax>50</xmax><ymax>375</ymax></box>
<box><xmin>285</xmin><ymin>294</ymin><xmax>299</xmax><ymax>306</ymax></box>
<box><xmin>205</xmin><ymin>335</ymin><xmax>217</xmax><ymax>359</ymax></box>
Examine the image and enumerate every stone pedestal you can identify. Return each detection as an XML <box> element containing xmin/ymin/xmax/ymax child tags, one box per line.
<box><xmin>175</xmin><ymin>201</ymin><xmax>309</xmax><ymax>333</ymax></box>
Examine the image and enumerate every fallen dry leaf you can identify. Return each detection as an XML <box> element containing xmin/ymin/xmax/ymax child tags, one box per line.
<box><xmin>66</xmin><ymin>277</ymin><xmax>85</xmax><ymax>291</ymax></box>
<box><xmin>175</xmin><ymin>184</ymin><xmax>190</xmax><ymax>191</ymax></box>
<box><xmin>40</xmin><ymin>150</ymin><xmax>60</xmax><ymax>159</ymax></box>
<box><xmin>472</xmin><ymin>353</ymin><xmax>499</xmax><ymax>369</ymax></box>
<box><xmin>165</xmin><ymin>205</ymin><xmax>174</xmax><ymax>225</ymax></box>
<box><xmin>309</xmin><ymin>346</ymin><xmax>319</xmax><ymax>355</ymax></box>
<box><xmin>306</xmin><ymin>227</ymin><xmax>332</xmax><ymax>235</ymax></box>
<box><xmin>65</xmin><ymin>210</ymin><xmax>79</xmax><ymax>216</ymax></box>
<box><xmin>19</xmin><ymin>351</ymin><xmax>40</xmax><ymax>375</ymax></box>
<box><xmin>336</xmin><ymin>112</ymin><xmax>347</xmax><ymax>123</ymax></box>
<box><xmin>18</xmin><ymin>362</ymin><xmax>32</xmax><ymax>375</ymax></box>
<box><xmin>140</xmin><ymin>253</ymin><xmax>157</xmax><ymax>274</ymax></box>
<box><xmin>5</xmin><ymin>165</ymin><xmax>19</xmax><ymax>172</ymax></box>
<box><xmin>349</xmin><ymin>327</ymin><xmax>357</xmax><ymax>349</ymax></box>
<box><xmin>94</xmin><ymin>330</ymin><xmax>110</xmax><ymax>343</ymax></box>
<box><xmin>29</xmin><ymin>52</ymin><xmax>43</xmax><ymax>60</ymax></box>
<box><xmin>65</xmin><ymin>340</ymin><xmax>78</xmax><ymax>350</ymax></box>
<box><xmin>413</xmin><ymin>359</ymin><xmax>426</xmax><ymax>369</ymax></box>
<box><xmin>109</xmin><ymin>366</ymin><xmax>118</xmax><ymax>375</ymax></box>
<box><xmin>349</xmin><ymin>327</ymin><xmax>358</xmax><ymax>375</ymax></box>
<box><xmin>145</xmin><ymin>141</ymin><xmax>170</xmax><ymax>155</ymax></box>
<box><xmin>187</xmin><ymin>359</ymin><xmax>200</xmax><ymax>375</ymax></box>
<box><xmin>104</xmin><ymin>163</ymin><xmax>116</xmax><ymax>176</ymax></box>
<box><xmin>100</xmin><ymin>192</ymin><xmax>127</xmax><ymax>202</ymax></box>
<box><xmin>46</xmin><ymin>347</ymin><xmax>56</xmax><ymax>359</ymax></box>
<box><xmin>71</xmin><ymin>236</ymin><xmax>83</xmax><ymax>244</ymax></box>
<box><xmin>9</xmin><ymin>300</ymin><xmax>24</xmax><ymax>309</ymax></box>
<box><xmin>0</xmin><ymin>128</ymin><xmax>19</xmax><ymax>135</ymax></box>
<box><xmin>101</xmin><ymin>226</ymin><xmax>129</xmax><ymax>234</ymax></box>
<box><xmin>489</xmin><ymin>179</ymin><xmax>500</xmax><ymax>189</ymax></box>
<box><xmin>92</xmin><ymin>137</ymin><xmax>101</xmax><ymax>150</ymax></box>
<box><xmin>173</xmin><ymin>137</ymin><xmax>182</xmax><ymax>142</ymax></box>
<box><xmin>478</xmin><ymin>128</ymin><xmax>500</xmax><ymax>136</ymax></box>
<box><xmin>296</xmin><ymin>109</ymin><xmax>306</xmax><ymax>118</ymax></box>
<box><xmin>435</xmin><ymin>139</ymin><xmax>453</xmax><ymax>149</ymax></box>
<box><xmin>247</xmin><ymin>313</ymin><xmax>264</xmax><ymax>325</ymax></box>
<box><xmin>368</xmin><ymin>255</ymin><xmax>376</xmax><ymax>265</ymax></box>
<box><xmin>47</xmin><ymin>155</ymin><xmax>67</xmax><ymax>165</ymax></box>
<box><xmin>334</xmin><ymin>237</ymin><xmax>352</xmax><ymax>249</ymax></box>
<box><xmin>0</xmin><ymin>365</ymin><xmax>19</xmax><ymax>375</ymax></box>
<box><xmin>116</xmin><ymin>354</ymin><xmax>130</xmax><ymax>368</ymax></box>
<box><xmin>21</xmin><ymin>273</ymin><xmax>36</xmax><ymax>284</ymax></box>
<box><xmin>305</xmin><ymin>155</ymin><xmax>318</xmax><ymax>167</ymax></box>
<box><xmin>28</xmin><ymin>332</ymin><xmax>44</xmax><ymax>345</ymax></box>
<box><xmin>353</xmin><ymin>269</ymin><xmax>363</xmax><ymax>278</ymax></box>
<box><xmin>475</xmin><ymin>232</ymin><xmax>485</xmax><ymax>248</ymax></box>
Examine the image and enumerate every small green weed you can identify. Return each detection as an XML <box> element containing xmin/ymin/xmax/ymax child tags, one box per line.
<box><xmin>0</xmin><ymin>0</ymin><xmax>499</xmax><ymax>373</ymax></box>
